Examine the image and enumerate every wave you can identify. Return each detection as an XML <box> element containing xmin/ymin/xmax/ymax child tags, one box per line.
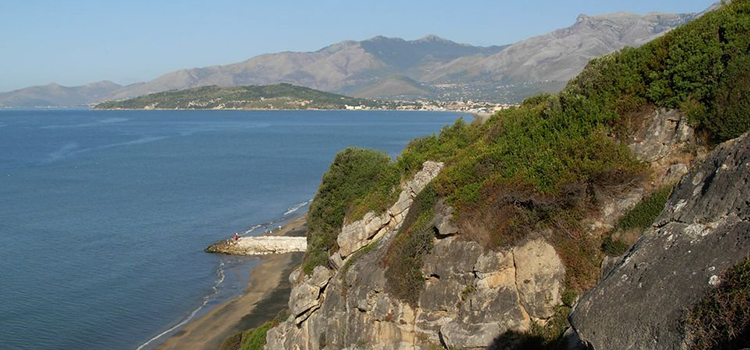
<box><xmin>43</xmin><ymin>136</ymin><xmax>169</xmax><ymax>163</ymax></box>
<box><xmin>135</xmin><ymin>262</ymin><xmax>226</xmax><ymax>350</ymax></box>
<box><xmin>41</xmin><ymin>117</ymin><xmax>130</xmax><ymax>129</ymax></box>
<box><xmin>284</xmin><ymin>200</ymin><xmax>311</xmax><ymax>216</ymax></box>
<box><xmin>46</xmin><ymin>142</ymin><xmax>80</xmax><ymax>162</ymax></box>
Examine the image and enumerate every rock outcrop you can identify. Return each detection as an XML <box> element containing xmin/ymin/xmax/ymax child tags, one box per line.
<box><xmin>570</xmin><ymin>132</ymin><xmax>750</xmax><ymax>350</ymax></box>
<box><xmin>262</xmin><ymin>109</ymin><xmax>711</xmax><ymax>349</ymax></box>
<box><xmin>336</xmin><ymin>160</ymin><xmax>444</xmax><ymax>258</ymax></box>
<box><xmin>266</xmin><ymin>160</ymin><xmax>569</xmax><ymax>350</ymax></box>
<box><xmin>588</xmin><ymin>108</ymin><xmax>703</xmax><ymax>232</ymax></box>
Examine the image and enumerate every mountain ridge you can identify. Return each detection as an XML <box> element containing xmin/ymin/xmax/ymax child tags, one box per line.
<box><xmin>0</xmin><ymin>10</ymin><xmax>698</xmax><ymax>107</ymax></box>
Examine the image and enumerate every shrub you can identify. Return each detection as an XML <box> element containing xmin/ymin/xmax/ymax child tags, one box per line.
<box><xmin>686</xmin><ymin>257</ymin><xmax>750</xmax><ymax>350</ymax></box>
<box><xmin>614</xmin><ymin>184</ymin><xmax>674</xmax><ymax>233</ymax></box>
<box><xmin>530</xmin><ymin>306</ymin><xmax>571</xmax><ymax>347</ymax></box>
<box><xmin>384</xmin><ymin>184</ymin><xmax>438</xmax><ymax>305</ymax></box>
<box><xmin>238</xmin><ymin>322</ymin><xmax>273</xmax><ymax>350</ymax></box>
<box><xmin>601</xmin><ymin>234</ymin><xmax>631</xmax><ymax>257</ymax></box>
<box><xmin>710</xmin><ymin>54</ymin><xmax>750</xmax><ymax>142</ymax></box>
<box><xmin>219</xmin><ymin>309</ymin><xmax>289</xmax><ymax>350</ymax></box>
<box><xmin>562</xmin><ymin>290</ymin><xmax>578</xmax><ymax>307</ymax></box>
<box><xmin>302</xmin><ymin>148</ymin><xmax>395</xmax><ymax>274</ymax></box>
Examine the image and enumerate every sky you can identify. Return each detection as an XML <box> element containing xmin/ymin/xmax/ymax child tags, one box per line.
<box><xmin>0</xmin><ymin>0</ymin><xmax>716</xmax><ymax>92</ymax></box>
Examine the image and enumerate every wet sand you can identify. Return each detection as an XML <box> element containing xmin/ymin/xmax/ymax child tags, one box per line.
<box><xmin>153</xmin><ymin>216</ymin><xmax>306</xmax><ymax>350</ymax></box>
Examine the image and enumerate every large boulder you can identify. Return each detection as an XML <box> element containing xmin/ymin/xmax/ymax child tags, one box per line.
<box><xmin>570</xmin><ymin>132</ymin><xmax>750</xmax><ymax>350</ymax></box>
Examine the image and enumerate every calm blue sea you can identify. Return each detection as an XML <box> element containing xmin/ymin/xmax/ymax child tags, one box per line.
<box><xmin>0</xmin><ymin>109</ymin><xmax>462</xmax><ymax>350</ymax></box>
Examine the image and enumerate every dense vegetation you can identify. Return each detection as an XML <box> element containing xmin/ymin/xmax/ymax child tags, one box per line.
<box><xmin>302</xmin><ymin>148</ymin><xmax>396</xmax><ymax>274</ymax></box>
<box><xmin>565</xmin><ymin>0</ymin><xmax>750</xmax><ymax>143</ymax></box>
<box><xmin>95</xmin><ymin>83</ymin><xmax>378</xmax><ymax>110</ymax></box>
<box><xmin>687</xmin><ymin>257</ymin><xmax>750</xmax><ymax>350</ymax></box>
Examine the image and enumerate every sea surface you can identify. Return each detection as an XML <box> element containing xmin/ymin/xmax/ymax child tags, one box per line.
<box><xmin>0</xmin><ymin>109</ymin><xmax>462</xmax><ymax>350</ymax></box>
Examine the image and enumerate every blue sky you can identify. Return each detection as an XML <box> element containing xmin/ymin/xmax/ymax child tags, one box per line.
<box><xmin>0</xmin><ymin>0</ymin><xmax>715</xmax><ymax>92</ymax></box>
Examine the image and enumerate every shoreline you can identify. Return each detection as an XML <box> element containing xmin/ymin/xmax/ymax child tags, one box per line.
<box><xmin>90</xmin><ymin>107</ymin><xmax>467</xmax><ymax>113</ymax></box>
<box><xmin>149</xmin><ymin>216</ymin><xmax>307</xmax><ymax>350</ymax></box>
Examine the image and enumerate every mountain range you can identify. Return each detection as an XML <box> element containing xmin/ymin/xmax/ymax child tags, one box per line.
<box><xmin>0</xmin><ymin>11</ymin><xmax>697</xmax><ymax>107</ymax></box>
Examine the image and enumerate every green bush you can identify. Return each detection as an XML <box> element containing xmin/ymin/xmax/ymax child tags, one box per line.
<box><xmin>529</xmin><ymin>306</ymin><xmax>571</xmax><ymax>349</ymax></box>
<box><xmin>303</xmin><ymin>148</ymin><xmax>396</xmax><ymax>274</ymax></box>
<box><xmin>561</xmin><ymin>290</ymin><xmax>578</xmax><ymax>307</ymax></box>
<box><xmin>686</xmin><ymin>257</ymin><xmax>750</xmax><ymax>350</ymax></box>
<box><xmin>219</xmin><ymin>322</ymin><xmax>273</xmax><ymax>350</ymax></box>
<box><xmin>601</xmin><ymin>234</ymin><xmax>631</xmax><ymax>257</ymax></box>
<box><xmin>615</xmin><ymin>184</ymin><xmax>674</xmax><ymax>233</ymax></box>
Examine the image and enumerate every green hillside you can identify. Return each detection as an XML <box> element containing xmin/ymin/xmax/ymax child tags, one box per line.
<box><xmin>94</xmin><ymin>83</ymin><xmax>379</xmax><ymax>110</ymax></box>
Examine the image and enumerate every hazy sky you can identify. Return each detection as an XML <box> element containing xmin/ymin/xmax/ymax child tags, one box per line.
<box><xmin>0</xmin><ymin>0</ymin><xmax>716</xmax><ymax>92</ymax></box>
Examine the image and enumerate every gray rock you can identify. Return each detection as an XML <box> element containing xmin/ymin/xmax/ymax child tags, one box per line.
<box><xmin>329</xmin><ymin>252</ymin><xmax>344</xmax><ymax>270</ymax></box>
<box><xmin>441</xmin><ymin>322</ymin><xmax>502</xmax><ymax>349</ymax></box>
<box><xmin>570</xmin><ymin>132</ymin><xmax>750</xmax><ymax>350</ymax></box>
<box><xmin>338</xmin><ymin>211</ymin><xmax>389</xmax><ymax>257</ymax></box>
<box><xmin>288</xmin><ymin>266</ymin><xmax>333</xmax><ymax>320</ymax></box>
<box><xmin>628</xmin><ymin>109</ymin><xmax>695</xmax><ymax>163</ymax></box>
<box><xmin>434</xmin><ymin>200</ymin><xmax>459</xmax><ymax>237</ymax></box>
<box><xmin>663</xmin><ymin>163</ymin><xmax>689</xmax><ymax>184</ymax></box>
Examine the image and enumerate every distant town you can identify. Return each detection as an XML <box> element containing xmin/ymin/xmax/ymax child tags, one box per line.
<box><xmin>346</xmin><ymin>99</ymin><xmax>516</xmax><ymax>114</ymax></box>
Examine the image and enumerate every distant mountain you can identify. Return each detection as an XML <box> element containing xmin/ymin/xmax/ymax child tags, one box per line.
<box><xmin>0</xmin><ymin>9</ymin><xmax>703</xmax><ymax>107</ymax></box>
<box><xmin>105</xmin><ymin>12</ymin><xmax>693</xmax><ymax>103</ymax></box>
<box><xmin>94</xmin><ymin>83</ymin><xmax>376</xmax><ymax>110</ymax></box>
<box><xmin>421</xmin><ymin>12</ymin><xmax>695</xmax><ymax>88</ymax></box>
<box><xmin>0</xmin><ymin>81</ymin><xmax>121</xmax><ymax>108</ymax></box>
<box><xmin>104</xmin><ymin>35</ymin><xmax>506</xmax><ymax>101</ymax></box>
<box><xmin>352</xmin><ymin>75</ymin><xmax>432</xmax><ymax>99</ymax></box>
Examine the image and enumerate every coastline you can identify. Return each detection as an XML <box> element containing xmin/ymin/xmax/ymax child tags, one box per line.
<box><xmin>149</xmin><ymin>216</ymin><xmax>307</xmax><ymax>350</ymax></box>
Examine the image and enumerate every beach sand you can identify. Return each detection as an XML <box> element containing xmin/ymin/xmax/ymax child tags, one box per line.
<box><xmin>153</xmin><ymin>216</ymin><xmax>306</xmax><ymax>350</ymax></box>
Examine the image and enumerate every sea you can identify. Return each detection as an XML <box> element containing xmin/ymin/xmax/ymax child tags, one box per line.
<box><xmin>0</xmin><ymin>109</ymin><xmax>462</xmax><ymax>350</ymax></box>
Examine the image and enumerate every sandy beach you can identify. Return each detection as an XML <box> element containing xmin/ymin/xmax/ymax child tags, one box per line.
<box><xmin>152</xmin><ymin>216</ymin><xmax>307</xmax><ymax>350</ymax></box>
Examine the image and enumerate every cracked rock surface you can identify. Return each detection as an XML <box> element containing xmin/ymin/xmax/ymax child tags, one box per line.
<box><xmin>570</xmin><ymin>132</ymin><xmax>750</xmax><ymax>350</ymax></box>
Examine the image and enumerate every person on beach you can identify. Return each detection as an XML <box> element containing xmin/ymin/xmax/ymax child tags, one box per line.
<box><xmin>234</xmin><ymin>232</ymin><xmax>239</xmax><ymax>241</ymax></box>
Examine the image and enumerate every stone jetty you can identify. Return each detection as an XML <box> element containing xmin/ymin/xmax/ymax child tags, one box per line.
<box><xmin>206</xmin><ymin>236</ymin><xmax>307</xmax><ymax>255</ymax></box>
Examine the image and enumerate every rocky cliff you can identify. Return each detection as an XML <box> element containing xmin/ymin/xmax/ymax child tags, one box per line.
<box><xmin>260</xmin><ymin>106</ymin><xmax>704</xmax><ymax>349</ymax></box>
<box><xmin>570</xmin><ymin>132</ymin><xmax>750</xmax><ymax>350</ymax></box>
<box><xmin>265</xmin><ymin>161</ymin><xmax>569</xmax><ymax>349</ymax></box>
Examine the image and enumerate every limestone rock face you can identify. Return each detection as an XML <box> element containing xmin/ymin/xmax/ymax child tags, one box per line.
<box><xmin>288</xmin><ymin>266</ymin><xmax>333</xmax><ymax>323</ymax></box>
<box><xmin>628</xmin><ymin>108</ymin><xmax>695</xmax><ymax>163</ymax></box>
<box><xmin>588</xmin><ymin>108</ymin><xmax>703</xmax><ymax>232</ymax></box>
<box><xmin>513</xmin><ymin>238</ymin><xmax>566</xmax><ymax>319</ymax></box>
<box><xmin>570</xmin><ymin>132</ymin><xmax>750</xmax><ymax>350</ymax></box>
<box><xmin>266</xmin><ymin>160</ymin><xmax>569</xmax><ymax>349</ymax></box>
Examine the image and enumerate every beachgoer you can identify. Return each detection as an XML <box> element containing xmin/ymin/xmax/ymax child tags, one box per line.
<box><xmin>234</xmin><ymin>232</ymin><xmax>239</xmax><ymax>241</ymax></box>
